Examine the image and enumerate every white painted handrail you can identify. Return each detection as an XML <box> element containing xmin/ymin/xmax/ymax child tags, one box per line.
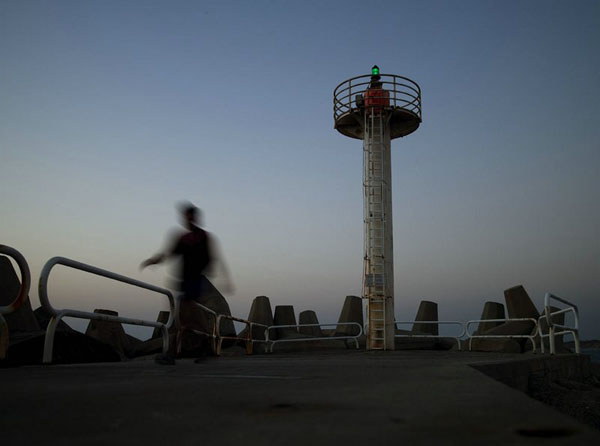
<box><xmin>178</xmin><ymin>299</ymin><xmax>218</xmax><ymax>354</ymax></box>
<box><xmin>465</xmin><ymin>318</ymin><xmax>539</xmax><ymax>352</ymax></box>
<box><xmin>266</xmin><ymin>322</ymin><xmax>363</xmax><ymax>353</ymax></box>
<box><xmin>394</xmin><ymin>321</ymin><xmax>466</xmax><ymax>350</ymax></box>
<box><xmin>216</xmin><ymin>313</ymin><xmax>253</xmax><ymax>355</ymax></box>
<box><xmin>183</xmin><ymin>300</ymin><xmax>270</xmax><ymax>356</ymax></box>
<box><xmin>39</xmin><ymin>256</ymin><xmax>175</xmax><ymax>364</ymax></box>
<box><xmin>540</xmin><ymin>293</ymin><xmax>580</xmax><ymax>355</ymax></box>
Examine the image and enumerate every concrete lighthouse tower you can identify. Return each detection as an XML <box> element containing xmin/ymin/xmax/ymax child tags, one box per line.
<box><xmin>333</xmin><ymin>66</ymin><xmax>422</xmax><ymax>350</ymax></box>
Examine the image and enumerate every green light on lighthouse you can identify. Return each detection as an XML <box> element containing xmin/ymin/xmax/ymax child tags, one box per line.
<box><xmin>371</xmin><ymin>65</ymin><xmax>380</xmax><ymax>76</ymax></box>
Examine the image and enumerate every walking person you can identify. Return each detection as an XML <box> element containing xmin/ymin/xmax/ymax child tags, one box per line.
<box><xmin>141</xmin><ymin>202</ymin><xmax>231</xmax><ymax>364</ymax></box>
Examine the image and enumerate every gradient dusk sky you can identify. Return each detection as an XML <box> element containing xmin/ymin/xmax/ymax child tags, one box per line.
<box><xmin>1</xmin><ymin>1</ymin><xmax>599</xmax><ymax>339</ymax></box>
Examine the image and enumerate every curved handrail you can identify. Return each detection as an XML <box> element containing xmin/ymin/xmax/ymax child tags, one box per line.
<box><xmin>178</xmin><ymin>299</ymin><xmax>218</xmax><ymax>354</ymax></box>
<box><xmin>333</xmin><ymin>73</ymin><xmax>422</xmax><ymax>123</ymax></box>
<box><xmin>266</xmin><ymin>322</ymin><xmax>363</xmax><ymax>353</ymax></box>
<box><xmin>0</xmin><ymin>245</ymin><xmax>31</xmax><ymax>315</ymax></box>
<box><xmin>465</xmin><ymin>318</ymin><xmax>539</xmax><ymax>353</ymax></box>
<box><xmin>541</xmin><ymin>293</ymin><xmax>580</xmax><ymax>354</ymax></box>
<box><xmin>39</xmin><ymin>256</ymin><xmax>175</xmax><ymax>364</ymax></box>
<box><xmin>216</xmin><ymin>313</ymin><xmax>253</xmax><ymax>355</ymax></box>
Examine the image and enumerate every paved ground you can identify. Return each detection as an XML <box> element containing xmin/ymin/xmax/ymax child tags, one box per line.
<box><xmin>2</xmin><ymin>350</ymin><xmax>599</xmax><ymax>445</ymax></box>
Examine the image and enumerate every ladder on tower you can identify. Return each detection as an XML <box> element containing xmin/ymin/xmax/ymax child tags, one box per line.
<box><xmin>364</xmin><ymin>110</ymin><xmax>387</xmax><ymax>350</ymax></box>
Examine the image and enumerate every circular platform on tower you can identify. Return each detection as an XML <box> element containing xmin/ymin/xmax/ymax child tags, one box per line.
<box><xmin>333</xmin><ymin>73</ymin><xmax>422</xmax><ymax>140</ymax></box>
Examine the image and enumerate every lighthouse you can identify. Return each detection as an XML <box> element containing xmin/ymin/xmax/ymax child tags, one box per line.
<box><xmin>333</xmin><ymin>66</ymin><xmax>422</xmax><ymax>350</ymax></box>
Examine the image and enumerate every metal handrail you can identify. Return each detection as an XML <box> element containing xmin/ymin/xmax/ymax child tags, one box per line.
<box><xmin>39</xmin><ymin>256</ymin><xmax>175</xmax><ymax>364</ymax></box>
<box><xmin>216</xmin><ymin>313</ymin><xmax>253</xmax><ymax>355</ymax></box>
<box><xmin>333</xmin><ymin>73</ymin><xmax>422</xmax><ymax>123</ymax></box>
<box><xmin>266</xmin><ymin>322</ymin><xmax>363</xmax><ymax>353</ymax></box>
<box><xmin>394</xmin><ymin>321</ymin><xmax>466</xmax><ymax>351</ymax></box>
<box><xmin>541</xmin><ymin>293</ymin><xmax>580</xmax><ymax>354</ymax></box>
<box><xmin>0</xmin><ymin>245</ymin><xmax>31</xmax><ymax>315</ymax></box>
<box><xmin>184</xmin><ymin>300</ymin><xmax>269</xmax><ymax>356</ymax></box>
<box><xmin>465</xmin><ymin>318</ymin><xmax>539</xmax><ymax>353</ymax></box>
<box><xmin>179</xmin><ymin>299</ymin><xmax>218</xmax><ymax>354</ymax></box>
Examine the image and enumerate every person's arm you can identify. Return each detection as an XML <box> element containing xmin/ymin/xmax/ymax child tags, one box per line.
<box><xmin>139</xmin><ymin>253</ymin><xmax>166</xmax><ymax>270</ymax></box>
<box><xmin>140</xmin><ymin>231</ymin><xmax>180</xmax><ymax>270</ymax></box>
<box><xmin>207</xmin><ymin>236</ymin><xmax>234</xmax><ymax>294</ymax></box>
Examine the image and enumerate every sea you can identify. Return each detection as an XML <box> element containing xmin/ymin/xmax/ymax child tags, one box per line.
<box><xmin>582</xmin><ymin>348</ymin><xmax>600</xmax><ymax>363</ymax></box>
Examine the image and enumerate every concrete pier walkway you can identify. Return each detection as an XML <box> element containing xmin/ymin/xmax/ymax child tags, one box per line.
<box><xmin>2</xmin><ymin>350</ymin><xmax>599</xmax><ymax>445</ymax></box>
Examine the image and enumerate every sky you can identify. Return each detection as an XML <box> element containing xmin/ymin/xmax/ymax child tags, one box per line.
<box><xmin>1</xmin><ymin>0</ymin><xmax>599</xmax><ymax>340</ymax></box>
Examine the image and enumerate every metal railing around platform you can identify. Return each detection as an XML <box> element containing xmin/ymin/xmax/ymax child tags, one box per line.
<box><xmin>39</xmin><ymin>257</ymin><xmax>175</xmax><ymax>364</ymax></box>
<box><xmin>333</xmin><ymin>73</ymin><xmax>422</xmax><ymax>122</ymax></box>
<box><xmin>465</xmin><ymin>318</ymin><xmax>540</xmax><ymax>353</ymax></box>
<box><xmin>265</xmin><ymin>322</ymin><xmax>363</xmax><ymax>353</ymax></box>
<box><xmin>394</xmin><ymin>321</ymin><xmax>466</xmax><ymax>351</ymax></box>
<box><xmin>540</xmin><ymin>293</ymin><xmax>580</xmax><ymax>355</ymax></box>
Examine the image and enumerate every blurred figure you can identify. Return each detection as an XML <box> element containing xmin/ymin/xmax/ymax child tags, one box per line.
<box><xmin>141</xmin><ymin>202</ymin><xmax>232</xmax><ymax>363</ymax></box>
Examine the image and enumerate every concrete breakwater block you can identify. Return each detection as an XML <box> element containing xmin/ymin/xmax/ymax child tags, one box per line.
<box><xmin>34</xmin><ymin>306</ymin><xmax>76</xmax><ymax>334</ymax></box>
<box><xmin>504</xmin><ymin>285</ymin><xmax>539</xmax><ymax>319</ymax></box>
<box><xmin>299</xmin><ymin>310</ymin><xmax>323</xmax><ymax>337</ymax></box>
<box><xmin>151</xmin><ymin>311</ymin><xmax>171</xmax><ymax>339</ymax></box>
<box><xmin>1</xmin><ymin>306</ymin><xmax>122</xmax><ymax>365</ymax></box>
<box><xmin>274</xmin><ymin>305</ymin><xmax>299</xmax><ymax>338</ymax></box>
<box><xmin>247</xmin><ymin>295</ymin><xmax>275</xmax><ymax>340</ymax></box>
<box><xmin>469</xmin><ymin>320</ymin><xmax>537</xmax><ymax>353</ymax></box>
<box><xmin>194</xmin><ymin>278</ymin><xmax>236</xmax><ymax>339</ymax></box>
<box><xmin>0</xmin><ymin>256</ymin><xmax>40</xmax><ymax>334</ymax></box>
<box><xmin>471</xmin><ymin>286</ymin><xmax>541</xmax><ymax>353</ymax></box>
<box><xmin>235</xmin><ymin>295</ymin><xmax>275</xmax><ymax>353</ymax></box>
<box><xmin>131</xmin><ymin>310</ymin><xmax>174</xmax><ymax>358</ymax></box>
<box><xmin>85</xmin><ymin>309</ymin><xmax>140</xmax><ymax>359</ymax></box>
<box><xmin>335</xmin><ymin>296</ymin><xmax>363</xmax><ymax>336</ymax></box>
<box><xmin>476</xmin><ymin>301</ymin><xmax>506</xmax><ymax>334</ymax></box>
<box><xmin>172</xmin><ymin>278</ymin><xmax>237</xmax><ymax>355</ymax></box>
<box><xmin>412</xmin><ymin>301</ymin><xmax>438</xmax><ymax>335</ymax></box>
<box><xmin>178</xmin><ymin>299</ymin><xmax>219</xmax><ymax>356</ymax></box>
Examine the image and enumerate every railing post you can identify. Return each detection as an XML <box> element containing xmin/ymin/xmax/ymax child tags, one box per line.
<box><xmin>548</xmin><ymin>325</ymin><xmax>556</xmax><ymax>355</ymax></box>
<box><xmin>43</xmin><ymin>314</ymin><xmax>62</xmax><ymax>364</ymax></box>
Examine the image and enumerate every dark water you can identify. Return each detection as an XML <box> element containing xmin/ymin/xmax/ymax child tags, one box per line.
<box><xmin>582</xmin><ymin>348</ymin><xmax>600</xmax><ymax>363</ymax></box>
